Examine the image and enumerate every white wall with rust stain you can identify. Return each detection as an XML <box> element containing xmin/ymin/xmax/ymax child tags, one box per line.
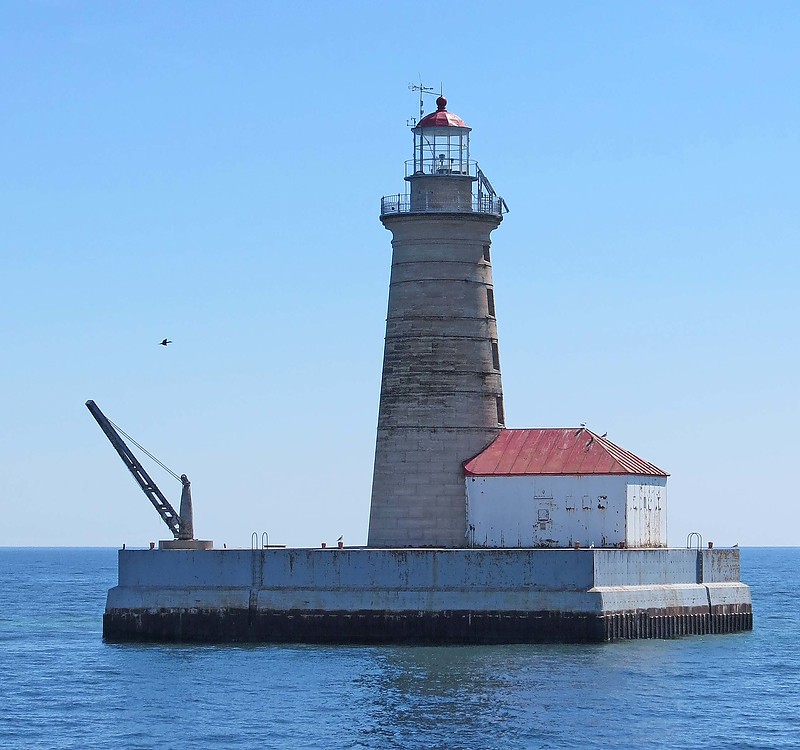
<box><xmin>466</xmin><ymin>474</ymin><xmax>667</xmax><ymax>548</ymax></box>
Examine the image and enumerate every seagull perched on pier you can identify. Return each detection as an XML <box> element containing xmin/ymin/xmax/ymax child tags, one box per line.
<box><xmin>159</xmin><ymin>338</ymin><xmax>172</xmax><ymax>346</ymax></box>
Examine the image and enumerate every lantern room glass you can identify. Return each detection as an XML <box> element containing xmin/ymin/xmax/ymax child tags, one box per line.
<box><xmin>412</xmin><ymin>126</ymin><xmax>470</xmax><ymax>176</ymax></box>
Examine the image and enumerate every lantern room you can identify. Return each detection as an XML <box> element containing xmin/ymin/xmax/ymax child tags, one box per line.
<box><xmin>410</xmin><ymin>96</ymin><xmax>473</xmax><ymax>177</ymax></box>
<box><xmin>380</xmin><ymin>95</ymin><xmax>507</xmax><ymax>216</ymax></box>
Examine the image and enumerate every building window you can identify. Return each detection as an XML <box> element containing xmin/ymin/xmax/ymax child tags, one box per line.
<box><xmin>491</xmin><ymin>341</ymin><xmax>500</xmax><ymax>370</ymax></box>
<box><xmin>483</xmin><ymin>244</ymin><xmax>491</xmax><ymax>262</ymax></box>
<box><xmin>487</xmin><ymin>288</ymin><xmax>496</xmax><ymax>317</ymax></box>
<box><xmin>496</xmin><ymin>395</ymin><xmax>505</xmax><ymax>425</ymax></box>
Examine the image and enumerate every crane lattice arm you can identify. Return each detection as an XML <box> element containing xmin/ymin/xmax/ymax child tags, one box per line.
<box><xmin>85</xmin><ymin>399</ymin><xmax>185</xmax><ymax>539</ymax></box>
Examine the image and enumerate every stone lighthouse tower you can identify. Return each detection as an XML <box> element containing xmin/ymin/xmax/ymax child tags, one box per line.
<box><xmin>368</xmin><ymin>96</ymin><xmax>507</xmax><ymax>548</ymax></box>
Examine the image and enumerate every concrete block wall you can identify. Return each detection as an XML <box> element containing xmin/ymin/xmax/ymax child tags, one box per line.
<box><xmin>108</xmin><ymin>547</ymin><xmax>751</xmax><ymax>617</ymax></box>
<box><xmin>699</xmin><ymin>547</ymin><xmax>741</xmax><ymax>582</ymax></box>
<box><xmin>370</xmin><ymin>428</ymin><xmax>498</xmax><ymax>546</ymax></box>
<box><xmin>409</xmin><ymin>174</ymin><xmax>474</xmax><ymax>211</ymax></box>
<box><xmin>593</xmin><ymin>548</ymin><xmax>699</xmax><ymax>586</ymax></box>
<box><xmin>368</xmin><ymin>206</ymin><xmax>504</xmax><ymax>548</ymax></box>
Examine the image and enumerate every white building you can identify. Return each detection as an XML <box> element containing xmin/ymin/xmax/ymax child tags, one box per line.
<box><xmin>464</xmin><ymin>428</ymin><xmax>668</xmax><ymax>548</ymax></box>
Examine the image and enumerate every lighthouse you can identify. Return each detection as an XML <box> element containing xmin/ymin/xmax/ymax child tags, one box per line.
<box><xmin>102</xmin><ymin>93</ymin><xmax>752</xmax><ymax>644</ymax></box>
<box><xmin>368</xmin><ymin>96</ymin><xmax>508</xmax><ymax>548</ymax></box>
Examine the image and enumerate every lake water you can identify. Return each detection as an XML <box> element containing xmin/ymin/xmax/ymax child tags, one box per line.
<box><xmin>0</xmin><ymin>547</ymin><xmax>797</xmax><ymax>749</ymax></box>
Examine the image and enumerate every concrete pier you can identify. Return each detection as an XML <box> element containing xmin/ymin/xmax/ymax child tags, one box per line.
<box><xmin>104</xmin><ymin>547</ymin><xmax>752</xmax><ymax>643</ymax></box>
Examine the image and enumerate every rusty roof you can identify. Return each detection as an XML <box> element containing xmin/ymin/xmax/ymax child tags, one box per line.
<box><xmin>463</xmin><ymin>428</ymin><xmax>669</xmax><ymax>477</ymax></box>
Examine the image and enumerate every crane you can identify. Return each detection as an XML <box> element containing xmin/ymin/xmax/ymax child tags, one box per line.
<box><xmin>85</xmin><ymin>399</ymin><xmax>194</xmax><ymax>540</ymax></box>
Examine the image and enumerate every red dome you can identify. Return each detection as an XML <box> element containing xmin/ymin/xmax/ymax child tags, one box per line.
<box><xmin>415</xmin><ymin>96</ymin><xmax>469</xmax><ymax>129</ymax></box>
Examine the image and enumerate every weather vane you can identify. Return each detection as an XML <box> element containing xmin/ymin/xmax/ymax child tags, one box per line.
<box><xmin>407</xmin><ymin>80</ymin><xmax>436</xmax><ymax>126</ymax></box>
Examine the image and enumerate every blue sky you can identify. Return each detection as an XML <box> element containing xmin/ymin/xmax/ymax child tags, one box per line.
<box><xmin>1</xmin><ymin>1</ymin><xmax>797</xmax><ymax>547</ymax></box>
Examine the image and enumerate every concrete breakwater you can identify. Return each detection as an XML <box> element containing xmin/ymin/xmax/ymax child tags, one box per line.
<box><xmin>104</xmin><ymin>547</ymin><xmax>751</xmax><ymax>643</ymax></box>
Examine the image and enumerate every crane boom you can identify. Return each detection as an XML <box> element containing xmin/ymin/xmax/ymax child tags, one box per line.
<box><xmin>85</xmin><ymin>399</ymin><xmax>185</xmax><ymax>539</ymax></box>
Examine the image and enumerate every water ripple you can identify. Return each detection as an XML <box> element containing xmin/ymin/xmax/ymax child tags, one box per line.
<box><xmin>0</xmin><ymin>548</ymin><xmax>797</xmax><ymax>749</ymax></box>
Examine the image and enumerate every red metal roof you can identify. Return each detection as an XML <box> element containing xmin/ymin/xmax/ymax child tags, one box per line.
<box><xmin>463</xmin><ymin>428</ymin><xmax>669</xmax><ymax>477</ymax></box>
<box><xmin>416</xmin><ymin>96</ymin><xmax>469</xmax><ymax>129</ymax></box>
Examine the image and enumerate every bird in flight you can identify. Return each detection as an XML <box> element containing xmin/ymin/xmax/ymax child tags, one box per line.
<box><xmin>159</xmin><ymin>339</ymin><xmax>172</xmax><ymax>346</ymax></box>
<box><xmin>337</xmin><ymin>535</ymin><xmax>343</xmax><ymax>542</ymax></box>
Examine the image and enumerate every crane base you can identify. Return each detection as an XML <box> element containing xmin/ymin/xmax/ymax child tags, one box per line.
<box><xmin>158</xmin><ymin>539</ymin><xmax>213</xmax><ymax>550</ymax></box>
